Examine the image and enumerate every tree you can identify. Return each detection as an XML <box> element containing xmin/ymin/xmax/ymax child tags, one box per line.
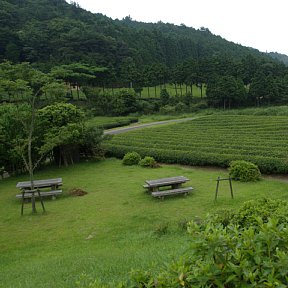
<box><xmin>0</xmin><ymin>62</ymin><xmax>67</xmax><ymax>187</ymax></box>
<box><xmin>119</xmin><ymin>57</ymin><xmax>137</xmax><ymax>88</ymax></box>
<box><xmin>50</xmin><ymin>63</ymin><xmax>106</xmax><ymax>99</ymax></box>
<box><xmin>39</xmin><ymin>103</ymin><xmax>89</xmax><ymax>166</ymax></box>
<box><xmin>207</xmin><ymin>75</ymin><xmax>246</xmax><ymax>109</ymax></box>
<box><xmin>249</xmin><ymin>72</ymin><xmax>279</xmax><ymax>106</ymax></box>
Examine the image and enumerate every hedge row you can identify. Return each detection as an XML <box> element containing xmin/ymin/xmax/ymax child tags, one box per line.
<box><xmin>103</xmin><ymin>115</ymin><xmax>288</xmax><ymax>174</ymax></box>
<box><xmin>104</xmin><ymin>144</ymin><xmax>288</xmax><ymax>174</ymax></box>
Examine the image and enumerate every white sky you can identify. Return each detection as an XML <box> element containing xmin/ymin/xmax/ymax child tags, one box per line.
<box><xmin>72</xmin><ymin>0</ymin><xmax>288</xmax><ymax>55</ymax></box>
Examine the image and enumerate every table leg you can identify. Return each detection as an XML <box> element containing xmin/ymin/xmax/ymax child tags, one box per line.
<box><xmin>31</xmin><ymin>190</ymin><xmax>36</xmax><ymax>213</ymax></box>
<box><xmin>37</xmin><ymin>189</ymin><xmax>46</xmax><ymax>212</ymax></box>
<box><xmin>172</xmin><ymin>183</ymin><xmax>181</xmax><ymax>189</ymax></box>
<box><xmin>21</xmin><ymin>191</ymin><xmax>25</xmax><ymax>216</ymax></box>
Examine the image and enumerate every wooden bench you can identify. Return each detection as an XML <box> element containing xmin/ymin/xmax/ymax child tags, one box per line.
<box><xmin>16</xmin><ymin>189</ymin><xmax>62</xmax><ymax>200</ymax></box>
<box><xmin>151</xmin><ymin>187</ymin><xmax>193</xmax><ymax>199</ymax></box>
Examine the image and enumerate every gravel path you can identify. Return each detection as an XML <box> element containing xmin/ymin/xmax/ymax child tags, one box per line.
<box><xmin>104</xmin><ymin>116</ymin><xmax>200</xmax><ymax>135</ymax></box>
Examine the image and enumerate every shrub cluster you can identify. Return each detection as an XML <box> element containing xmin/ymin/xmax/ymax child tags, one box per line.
<box><xmin>122</xmin><ymin>152</ymin><xmax>141</xmax><ymax>165</ymax></box>
<box><xmin>228</xmin><ymin>160</ymin><xmax>261</xmax><ymax>181</ymax></box>
<box><xmin>139</xmin><ymin>156</ymin><xmax>157</xmax><ymax>168</ymax></box>
<box><xmin>122</xmin><ymin>152</ymin><xmax>157</xmax><ymax>168</ymax></box>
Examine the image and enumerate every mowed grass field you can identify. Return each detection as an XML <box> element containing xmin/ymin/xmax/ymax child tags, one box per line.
<box><xmin>1</xmin><ymin>158</ymin><xmax>288</xmax><ymax>287</ymax></box>
<box><xmin>101</xmin><ymin>83</ymin><xmax>206</xmax><ymax>98</ymax></box>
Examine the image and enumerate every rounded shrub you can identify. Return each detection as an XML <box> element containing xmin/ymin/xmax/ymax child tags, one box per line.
<box><xmin>229</xmin><ymin>160</ymin><xmax>261</xmax><ymax>182</ymax></box>
<box><xmin>122</xmin><ymin>151</ymin><xmax>141</xmax><ymax>165</ymax></box>
<box><xmin>139</xmin><ymin>156</ymin><xmax>156</xmax><ymax>168</ymax></box>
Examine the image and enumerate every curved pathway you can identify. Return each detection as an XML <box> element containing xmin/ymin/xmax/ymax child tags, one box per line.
<box><xmin>104</xmin><ymin>116</ymin><xmax>201</xmax><ymax>135</ymax></box>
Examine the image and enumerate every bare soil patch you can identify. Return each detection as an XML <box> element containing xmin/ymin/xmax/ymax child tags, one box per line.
<box><xmin>69</xmin><ymin>188</ymin><xmax>88</xmax><ymax>196</ymax></box>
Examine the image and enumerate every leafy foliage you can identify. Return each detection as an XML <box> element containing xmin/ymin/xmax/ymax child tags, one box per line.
<box><xmin>139</xmin><ymin>156</ymin><xmax>157</xmax><ymax>168</ymax></box>
<box><xmin>127</xmin><ymin>198</ymin><xmax>288</xmax><ymax>287</ymax></box>
<box><xmin>39</xmin><ymin>103</ymin><xmax>103</xmax><ymax>166</ymax></box>
<box><xmin>122</xmin><ymin>152</ymin><xmax>141</xmax><ymax>166</ymax></box>
<box><xmin>229</xmin><ymin>160</ymin><xmax>261</xmax><ymax>182</ymax></box>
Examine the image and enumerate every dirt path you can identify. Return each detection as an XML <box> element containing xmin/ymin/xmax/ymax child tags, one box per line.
<box><xmin>104</xmin><ymin>116</ymin><xmax>200</xmax><ymax>135</ymax></box>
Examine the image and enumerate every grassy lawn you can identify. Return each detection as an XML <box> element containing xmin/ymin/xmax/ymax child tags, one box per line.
<box><xmin>101</xmin><ymin>84</ymin><xmax>206</xmax><ymax>98</ymax></box>
<box><xmin>1</xmin><ymin>158</ymin><xmax>288</xmax><ymax>287</ymax></box>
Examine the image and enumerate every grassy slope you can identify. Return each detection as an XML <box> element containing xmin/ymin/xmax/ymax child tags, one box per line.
<box><xmin>101</xmin><ymin>84</ymin><xmax>206</xmax><ymax>98</ymax></box>
<box><xmin>1</xmin><ymin>159</ymin><xmax>288</xmax><ymax>287</ymax></box>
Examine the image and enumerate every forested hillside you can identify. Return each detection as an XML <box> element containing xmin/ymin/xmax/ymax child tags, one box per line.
<box><xmin>268</xmin><ymin>52</ymin><xmax>288</xmax><ymax>66</ymax></box>
<box><xmin>0</xmin><ymin>0</ymin><xmax>288</xmax><ymax>107</ymax></box>
<box><xmin>0</xmin><ymin>0</ymin><xmax>275</xmax><ymax>68</ymax></box>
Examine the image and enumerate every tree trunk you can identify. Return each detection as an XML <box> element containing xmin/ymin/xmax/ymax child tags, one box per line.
<box><xmin>77</xmin><ymin>84</ymin><xmax>80</xmax><ymax>100</ymax></box>
<box><xmin>174</xmin><ymin>84</ymin><xmax>178</xmax><ymax>96</ymax></box>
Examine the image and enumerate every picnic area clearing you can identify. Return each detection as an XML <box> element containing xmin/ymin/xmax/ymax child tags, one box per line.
<box><xmin>0</xmin><ymin>158</ymin><xmax>287</xmax><ymax>287</ymax></box>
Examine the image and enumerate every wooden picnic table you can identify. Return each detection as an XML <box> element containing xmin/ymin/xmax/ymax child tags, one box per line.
<box><xmin>16</xmin><ymin>178</ymin><xmax>62</xmax><ymax>190</ymax></box>
<box><xmin>144</xmin><ymin>176</ymin><xmax>193</xmax><ymax>199</ymax></box>
<box><xmin>16</xmin><ymin>178</ymin><xmax>63</xmax><ymax>215</ymax></box>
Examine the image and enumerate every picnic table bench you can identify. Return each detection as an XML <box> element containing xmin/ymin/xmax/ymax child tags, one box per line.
<box><xmin>16</xmin><ymin>178</ymin><xmax>63</xmax><ymax>215</ymax></box>
<box><xmin>144</xmin><ymin>176</ymin><xmax>193</xmax><ymax>199</ymax></box>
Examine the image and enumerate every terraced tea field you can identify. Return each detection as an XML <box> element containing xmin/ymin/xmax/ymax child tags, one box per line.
<box><xmin>104</xmin><ymin>115</ymin><xmax>288</xmax><ymax>174</ymax></box>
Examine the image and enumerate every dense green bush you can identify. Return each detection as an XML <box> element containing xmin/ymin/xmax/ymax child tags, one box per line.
<box><xmin>122</xmin><ymin>152</ymin><xmax>141</xmax><ymax>165</ymax></box>
<box><xmin>139</xmin><ymin>156</ymin><xmax>156</xmax><ymax>168</ymax></box>
<box><xmin>207</xmin><ymin>198</ymin><xmax>288</xmax><ymax>228</ymax></box>
<box><xmin>229</xmin><ymin>160</ymin><xmax>261</xmax><ymax>181</ymax></box>
<box><xmin>127</xmin><ymin>198</ymin><xmax>288</xmax><ymax>287</ymax></box>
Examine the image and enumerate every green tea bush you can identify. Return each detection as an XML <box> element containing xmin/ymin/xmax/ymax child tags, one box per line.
<box><xmin>127</xmin><ymin>198</ymin><xmax>288</xmax><ymax>287</ymax></box>
<box><xmin>229</xmin><ymin>160</ymin><xmax>261</xmax><ymax>181</ymax></box>
<box><xmin>208</xmin><ymin>198</ymin><xmax>288</xmax><ymax>228</ymax></box>
<box><xmin>139</xmin><ymin>156</ymin><xmax>156</xmax><ymax>168</ymax></box>
<box><xmin>122</xmin><ymin>151</ymin><xmax>141</xmax><ymax>165</ymax></box>
<box><xmin>104</xmin><ymin>115</ymin><xmax>288</xmax><ymax>174</ymax></box>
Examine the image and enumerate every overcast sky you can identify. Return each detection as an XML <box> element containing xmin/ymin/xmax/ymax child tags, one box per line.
<box><xmin>72</xmin><ymin>0</ymin><xmax>288</xmax><ymax>55</ymax></box>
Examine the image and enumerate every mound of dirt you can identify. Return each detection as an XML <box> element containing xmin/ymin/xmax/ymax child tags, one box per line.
<box><xmin>69</xmin><ymin>188</ymin><xmax>88</xmax><ymax>196</ymax></box>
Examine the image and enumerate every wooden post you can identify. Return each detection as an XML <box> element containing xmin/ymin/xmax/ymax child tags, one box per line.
<box><xmin>31</xmin><ymin>190</ymin><xmax>36</xmax><ymax>213</ymax></box>
<box><xmin>215</xmin><ymin>176</ymin><xmax>220</xmax><ymax>201</ymax></box>
<box><xmin>215</xmin><ymin>177</ymin><xmax>234</xmax><ymax>201</ymax></box>
<box><xmin>37</xmin><ymin>189</ymin><xmax>46</xmax><ymax>212</ymax></box>
<box><xmin>229</xmin><ymin>177</ymin><xmax>234</xmax><ymax>199</ymax></box>
<box><xmin>21</xmin><ymin>190</ymin><xmax>25</xmax><ymax>216</ymax></box>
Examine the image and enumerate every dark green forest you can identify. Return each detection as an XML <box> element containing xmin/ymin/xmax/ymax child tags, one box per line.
<box><xmin>0</xmin><ymin>0</ymin><xmax>288</xmax><ymax>109</ymax></box>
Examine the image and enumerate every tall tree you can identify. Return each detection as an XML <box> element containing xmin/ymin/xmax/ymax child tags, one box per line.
<box><xmin>0</xmin><ymin>62</ymin><xmax>66</xmax><ymax>186</ymax></box>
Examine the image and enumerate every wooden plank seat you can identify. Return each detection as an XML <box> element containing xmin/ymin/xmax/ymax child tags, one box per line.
<box><xmin>16</xmin><ymin>189</ymin><xmax>62</xmax><ymax>199</ymax></box>
<box><xmin>151</xmin><ymin>187</ymin><xmax>193</xmax><ymax>199</ymax></box>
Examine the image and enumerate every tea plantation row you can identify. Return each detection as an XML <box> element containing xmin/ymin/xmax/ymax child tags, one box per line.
<box><xmin>104</xmin><ymin>115</ymin><xmax>288</xmax><ymax>174</ymax></box>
